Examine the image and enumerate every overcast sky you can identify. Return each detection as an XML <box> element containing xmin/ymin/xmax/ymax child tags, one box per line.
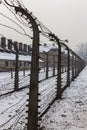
<box><xmin>0</xmin><ymin>0</ymin><xmax>87</xmax><ymax>50</ymax></box>
<box><xmin>22</xmin><ymin>0</ymin><xmax>87</xmax><ymax>50</ymax></box>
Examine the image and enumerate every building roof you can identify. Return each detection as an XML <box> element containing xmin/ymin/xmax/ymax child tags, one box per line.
<box><xmin>40</xmin><ymin>44</ymin><xmax>57</xmax><ymax>53</ymax></box>
<box><xmin>0</xmin><ymin>52</ymin><xmax>43</xmax><ymax>62</ymax></box>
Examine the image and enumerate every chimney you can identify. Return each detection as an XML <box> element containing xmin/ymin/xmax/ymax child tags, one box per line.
<box><xmin>1</xmin><ymin>37</ymin><xmax>6</xmax><ymax>51</ymax></box>
<box><xmin>19</xmin><ymin>43</ymin><xmax>23</xmax><ymax>52</ymax></box>
<box><xmin>26</xmin><ymin>44</ymin><xmax>28</xmax><ymax>55</ymax></box>
<box><xmin>14</xmin><ymin>41</ymin><xmax>18</xmax><ymax>53</ymax></box>
<box><xmin>8</xmin><ymin>39</ymin><xmax>12</xmax><ymax>51</ymax></box>
<box><xmin>24</xmin><ymin>44</ymin><xmax>27</xmax><ymax>55</ymax></box>
<box><xmin>28</xmin><ymin>45</ymin><xmax>31</xmax><ymax>55</ymax></box>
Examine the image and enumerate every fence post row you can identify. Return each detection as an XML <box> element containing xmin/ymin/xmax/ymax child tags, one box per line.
<box><xmin>1</xmin><ymin>2</ymin><xmax>86</xmax><ymax>130</ymax></box>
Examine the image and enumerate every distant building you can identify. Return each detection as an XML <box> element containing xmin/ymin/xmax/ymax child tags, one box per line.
<box><xmin>39</xmin><ymin>44</ymin><xmax>68</xmax><ymax>69</ymax></box>
<box><xmin>0</xmin><ymin>37</ymin><xmax>44</xmax><ymax>71</ymax></box>
<box><xmin>0</xmin><ymin>37</ymin><xmax>69</xmax><ymax>72</ymax></box>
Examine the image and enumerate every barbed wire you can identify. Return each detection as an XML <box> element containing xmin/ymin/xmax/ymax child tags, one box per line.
<box><xmin>3</xmin><ymin>3</ymin><xmax>30</xmax><ymax>28</ymax></box>
<box><xmin>0</xmin><ymin>23</ymin><xmax>32</xmax><ymax>39</ymax></box>
<box><xmin>0</xmin><ymin>12</ymin><xmax>27</xmax><ymax>34</ymax></box>
<box><xmin>2</xmin><ymin>0</ymin><xmax>53</xmax><ymax>40</ymax></box>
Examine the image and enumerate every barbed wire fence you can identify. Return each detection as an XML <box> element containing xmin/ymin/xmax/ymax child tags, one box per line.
<box><xmin>0</xmin><ymin>0</ymin><xmax>86</xmax><ymax>130</ymax></box>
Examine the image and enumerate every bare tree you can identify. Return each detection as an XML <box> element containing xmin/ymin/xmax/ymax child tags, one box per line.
<box><xmin>76</xmin><ymin>42</ymin><xmax>87</xmax><ymax>63</ymax></box>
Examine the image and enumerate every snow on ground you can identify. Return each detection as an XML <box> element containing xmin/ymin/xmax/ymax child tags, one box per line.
<box><xmin>0</xmin><ymin>88</ymin><xmax>28</xmax><ymax>130</ymax></box>
<box><xmin>0</xmin><ymin>68</ymin><xmax>57</xmax><ymax>130</ymax></box>
<box><xmin>0</xmin><ymin>66</ymin><xmax>87</xmax><ymax>130</ymax></box>
<box><xmin>0</xmin><ymin>70</ymin><xmax>30</xmax><ymax>95</ymax></box>
<box><xmin>41</xmin><ymin>66</ymin><xmax>87</xmax><ymax>130</ymax></box>
<box><xmin>0</xmin><ymin>68</ymin><xmax>57</xmax><ymax>95</ymax></box>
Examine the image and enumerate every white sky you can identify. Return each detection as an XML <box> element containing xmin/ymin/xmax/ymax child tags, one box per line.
<box><xmin>22</xmin><ymin>0</ymin><xmax>87</xmax><ymax>50</ymax></box>
<box><xmin>0</xmin><ymin>0</ymin><xmax>87</xmax><ymax>50</ymax></box>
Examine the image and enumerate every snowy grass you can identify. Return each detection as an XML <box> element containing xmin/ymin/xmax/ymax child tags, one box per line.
<box><xmin>41</xmin><ymin>66</ymin><xmax>87</xmax><ymax>130</ymax></box>
<box><xmin>0</xmin><ymin>66</ymin><xmax>85</xmax><ymax>130</ymax></box>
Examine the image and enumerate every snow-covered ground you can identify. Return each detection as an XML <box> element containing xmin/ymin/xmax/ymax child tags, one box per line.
<box><xmin>0</xmin><ymin>70</ymin><xmax>30</xmax><ymax>95</ymax></box>
<box><xmin>0</xmin><ymin>69</ymin><xmax>57</xmax><ymax>130</ymax></box>
<box><xmin>0</xmin><ymin>68</ymin><xmax>57</xmax><ymax>95</ymax></box>
<box><xmin>41</xmin><ymin>66</ymin><xmax>87</xmax><ymax>130</ymax></box>
<box><xmin>0</xmin><ymin>66</ymin><xmax>87</xmax><ymax>130</ymax></box>
<box><xmin>0</xmin><ymin>89</ymin><xmax>28</xmax><ymax>130</ymax></box>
